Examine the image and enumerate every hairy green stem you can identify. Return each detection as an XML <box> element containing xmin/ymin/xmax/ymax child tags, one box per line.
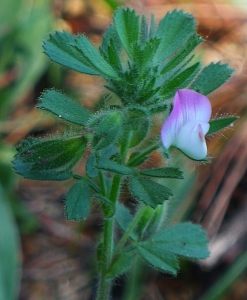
<box><xmin>114</xmin><ymin>205</ymin><xmax>147</xmax><ymax>255</ymax></box>
<box><xmin>96</xmin><ymin>219</ymin><xmax>114</xmax><ymax>300</ymax></box>
<box><xmin>96</xmin><ymin>131</ymin><xmax>149</xmax><ymax>299</ymax></box>
<box><xmin>120</xmin><ymin>130</ymin><xmax>133</xmax><ymax>162</ymax></box>
<box><xmin>127</xmin><ymin>142</ymin><xmax>160</xmax><ymax>167</ymax></box>
<box><xmin>73</xmin><ymin>173</ymin><xmax>100</xmax><ymax>193</ymax></box>
<box><xmin>96</xmin><ymin>174</ymin><xmax>121</xmax><ymax>300</ymax></box>
<box><xmin>99</xmin><ymin>170</ymin><xmax>107</xmax><ymax>197</ymax></box>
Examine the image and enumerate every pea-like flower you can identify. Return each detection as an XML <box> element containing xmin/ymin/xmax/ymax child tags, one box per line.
<box><xmin>161</xmin><ymin>89</ymin><xmax>212</xmax><ymax>160</ymax></box>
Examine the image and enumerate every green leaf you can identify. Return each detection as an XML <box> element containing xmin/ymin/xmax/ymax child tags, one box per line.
<box><xmin>207</xmin><ymin>116</ymin><xmax>238</xmax><ymax>135</ymax></box>
<box><xmin>142</xmin><ymin>204</ymin><xmax>166</xmax><ymax>238</ymax></box>
<box><xmin>13</xmin><ymin>157</ymin><xmax>70</xmax><ymax>181</ymax></box>
<box><xmin>65</xmin><ymin>180</ymin><xmax>90</xmax><ymax>220</ymax></box>
<box><xmin>130</xmin><ymin>177</ymin><xmax>173</xmax><ymax>208</ymax></box>
<box><xmin>154</xmin><ymin>10</ymin><xmax>198</xmax><ymax>63</ymax></box>
<box><xmin>138</xmin><ymin>222</ymin><xmax>209</xmax><ymax>275</ymax></box>
<box><xmin>160</xmin><ymin>34</ymin><xmax>202</xmax><ymax>75</ymax></box>
<box><xmin>0</xmin><ymin>186</ymin><xmax>20</xmax><ymax>300</ymax></box>
<box><xmin>140</xmin><ymin>15</ymin><xmax>148</xmax><ymax>45</ymax></box>
<box><xmin>138</xmin><ymin>244</ymin><xmax>179</xmax><ymax>275</ymax></box>
<box><xmin>100</xmin><ymin>25</ymin><xmax>122</xmax><ymax>72</ymax></box>
<box><xmin>190</xmin><ymin>62</ymin><xmax>234</xmax><ymax>95</ymax></box>
<box><xmin>134</xmin><ymin>206</ymin><xmax>155</xmax><ymax>239</ymax></box>
<box><xmin>97</xmin><ymin>159</ymin><xmax>133</xmax><ymax>175</ymax></box>
<box><xmin>148</xmin><ymin>103</ymin><xmax>168</xmax><ymax>115</ymax></box>
<box><xmin>106</xmin><ymin>250</ymin><xmax>135</xmax><ymax>279</ymax></box>
<box><xmin>113</xmin><ymin>7</ymin><xmax>140</xmax><ymax>58</ymax></box>
<box><xmin>115</xmin><ymin>203</ymin><xmax>137</xmax><ymax>239</ymax></box>
<box><xmin>160</xmin><ymin>62</ymin><xmax>201</xmax><ymax>99</ymax></box>
<box><xmin>126</xmin><ymin>140</ymin><xmax>160</xmax><ymax>168</ymax></box>
<box><xmin>140</xmin><ymin>167</ymin><xmax>183</xmax><ymax>179</ymax></box>
<box><xmin>149</xmin><ymin>222</ymin><xmax>209</xmax><ymax>259</ymax></box>
<box><xmin>123</xmin><ymin>107</ymin><xmax>150</xmax><ymax>147</ymax></box>
<box><xmin>149</xmin><ymin>14</ymin><xmax>156</xmax><ymax>39</ymax></box>
<box><xmin>136</xmin><ymin>77</ymin><xmax>160</xmax><ymax>104</ymax></box>
<box><xmin>13</xmin><ymin>136</ymin><xmax>87</xmax><ymax>181</ymax></box>
<box><xmin>133</xmin><ymin>38</ymin><xmax>160</xmax><ymax>71</ymax></box>
<box><xmin>72</xmin><ymin>35</ymin><xmax>120</xmax><ymax>79</ymax></box>
<box><xmin>127</xmin><ymin>151</ymin><xmax>149</xmax><ymax>168</ymax></box>
<box><xmin>43</xmin><ymin>31</ymin><xmax>99</xmax><ymax>75</ymax></box>
<box><xmin>37</xmin><ymin>90</ymin><xmax>92</xmax><ymax>125</ymax></box>
<box><xmin>86</xmin><ymin>152</ymin><xmax>98</xmax><ymax>178</ymax></box>
<box><xmin>89</xmin><ymin>111</ymin><xmax>123</xmax><ymax>150</ymax></box>
<box><xmin>99</xmin><ymin>144</ymin><xmax>119</xmax><ymax>160</ymax></box>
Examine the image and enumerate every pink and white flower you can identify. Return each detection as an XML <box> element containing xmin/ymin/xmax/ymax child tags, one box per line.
<box><xmin>161</xmin><ymin>89</ymin><xmax>212</xmax><ymax>160</ymax></box>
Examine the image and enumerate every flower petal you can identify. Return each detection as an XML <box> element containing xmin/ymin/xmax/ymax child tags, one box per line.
<box><xmin>177</xmin><ymin>89</ymin><xmax>212</xmax><ymax>123</ymax></box>
<box><xmin>174</xmin><ymin>121</ymin><xmax>209</xmax><ymax>160</ymax></box>
<box><xmin>161</xmin><ymin>89</ymin><xmax>212</xmax><ymax>154</ymax></box>
<box><xmin>161</xmin><ymin>92</ymin><xmax>184</xmax><ymax>149</ymax></box>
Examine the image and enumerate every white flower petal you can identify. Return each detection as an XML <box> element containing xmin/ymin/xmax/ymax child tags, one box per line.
<box><xmin>174</xmin><ymin>121</ymin><xmax>209</xmax><ymax>160</ymax></box>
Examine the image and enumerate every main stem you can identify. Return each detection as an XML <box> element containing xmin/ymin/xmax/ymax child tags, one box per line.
<box><xmin>96</xmin><ymin>132</ymin><xmax>131</xmax><ymax>300</ymax></box>
<box><xmin>96</xmin><ymin>174</ymin><xmax>121</xmax><ymax>300</ymax></box>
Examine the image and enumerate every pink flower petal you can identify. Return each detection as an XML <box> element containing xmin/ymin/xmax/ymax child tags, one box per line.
<box><xmin>176</xmin><ymin>89</ymin><xmax>211</xmax><ymax>123</ymax></box>
<box><xmin>161</xmin><ymin>92</ymin><xmax>183</xmax><ymax>149</ymax></box>
<box><xmin>161</xmin><ymin>89</ymin><xmax>212</xmax><ymax>160</ymax></box>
